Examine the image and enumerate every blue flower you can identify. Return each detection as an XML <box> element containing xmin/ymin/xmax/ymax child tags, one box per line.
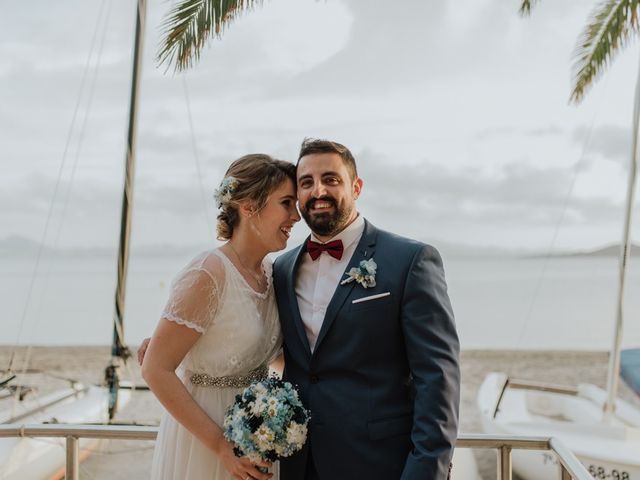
<box><xmin>223</xmin><ymin>376</ymin><xmax>311</xmax><ymax>463</ymax></box>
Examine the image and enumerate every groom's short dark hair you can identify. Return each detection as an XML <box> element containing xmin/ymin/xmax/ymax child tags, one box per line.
<box><xmin>297</xmin><ymin>138</ymin><xmax>358</xmax><ymax>181</ymax></box>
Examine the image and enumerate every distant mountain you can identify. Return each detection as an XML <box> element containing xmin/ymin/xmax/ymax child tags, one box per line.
<box><xmin>2</xmin><ymin>235</ymin><xmax>638</xmax><ymax>259</ymax></box>
<box><xmin>552</xmin><ymin>243</ymin><xmax>640</xmax><ymax>258</ymax></box>
<box><xmin>436</xmin><ymin>241</ymin><xmax>640</xmax><ymax>258</ymax></box>
<box><xmin>0</xmin><ymin>235</ymin><xmax>46</xmax><ymax>256</ymax></box>
<box><xmin>433</xmin><ymin>241</ymin><xmax>531</xmax><ymax>258</ymax></box>
<box><xmin>0</xmin><ymin>236</ymin><xmax>210</xmax><ymax>258</ymax></box>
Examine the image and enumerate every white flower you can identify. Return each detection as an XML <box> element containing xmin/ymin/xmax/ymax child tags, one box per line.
<box><xmin>340</xmin><ymin>258</ymin><xmax>377</xmax><ymax>288</ymax></box>
<box><xmin>253</xmin><ymin>383</ymin><xmax>268</xmax><ymax>396</ymax></box>
<box><xmin>249</xmin><ymin>401</ymin><xmax>262</xmax><ymax>416</ymax></box>
<box><xmin>213</xmin><ymin>176</ymin><xmax>239</xmax><ymax>208</ymax></box>
<box><xmin>286</xmin><ymin>422</ymin><xmax>308</xmax><ymax>446</ymax></box>
<box><xmin>267</xmin><ymin>398</ymin><xmax>279</xmax><ymax>416</ymax></box>
<box><xmin>362</xmin><ymin>258</ymin><xmax>377</xmax><ymax>275</ymax></box>
<box><xmin>256</xmin><ymin>425</ymin><xmax>275</xmax><ymax>450</ymax></box>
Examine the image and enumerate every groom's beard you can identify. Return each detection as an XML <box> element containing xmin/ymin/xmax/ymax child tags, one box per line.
<box><xmin>301</xmin><ymin>196</ymin><xmax>351</xmax><ymax>238</ymax></box>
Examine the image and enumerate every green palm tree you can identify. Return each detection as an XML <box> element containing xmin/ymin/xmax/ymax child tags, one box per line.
<box><xmin>521</xmin><ymin>0</ymin><xmax>640</xmax><ymax>103</ymax></box>
<box><xmin>157</xmin><ymin>0</ymin><xmax>264</xmax><ymax>72</ymax></box>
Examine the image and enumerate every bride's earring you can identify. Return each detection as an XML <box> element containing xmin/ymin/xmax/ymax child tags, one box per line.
<box><xmin>248</xmin><ymin>211</ymin><xmax>262</xmax><ymax>237</ymax></box>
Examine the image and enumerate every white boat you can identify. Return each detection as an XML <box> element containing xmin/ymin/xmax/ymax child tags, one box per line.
<box><xmin>478</xmin><ymin>373</ymin><xmax>640</xmax><ymax>479</ymax></box>
<box><xmin>0</xmin><ymin>385</ymin><xmax>133</xmax><ymax>480</ymax></box>
<box><xmin>478</xmin><ymin>28</ymin><xmax>640</xmax><ymax>480</ymax></box>
<box><xmin>0</xmin><ymin>2</ymin><xmax>146</xmax><ymax>478</ymax></box>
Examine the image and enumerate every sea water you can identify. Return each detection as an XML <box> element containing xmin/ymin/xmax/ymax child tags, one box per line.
<box><xmin>2</xmin><ymin>253</ymin><xmax>639</xmax><ymax>350</ymax></box>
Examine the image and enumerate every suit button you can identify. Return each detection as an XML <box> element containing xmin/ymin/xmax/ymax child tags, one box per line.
<box><xmin>310</xmin><ymin>374</ymin><xmax>319</xmax><ymax>384</ymax></box>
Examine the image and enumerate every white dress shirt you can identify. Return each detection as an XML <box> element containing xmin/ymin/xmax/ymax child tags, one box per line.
<box><xmin>295</xmin><ymin>214</ymin><xmax>365</xmax><ymax>352</ymax></box>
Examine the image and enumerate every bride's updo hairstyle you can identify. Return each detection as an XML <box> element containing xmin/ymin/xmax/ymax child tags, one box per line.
<box><xmin>215</xmin><ymin>154</ymin><xmax>296</xmax><ymax>240</ymax></box>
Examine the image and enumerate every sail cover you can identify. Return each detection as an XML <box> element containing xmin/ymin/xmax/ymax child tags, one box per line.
<box><xmin>621</xmin><ymin>348</ymin><xmax>640</xmax><ymax>397</ymax></box>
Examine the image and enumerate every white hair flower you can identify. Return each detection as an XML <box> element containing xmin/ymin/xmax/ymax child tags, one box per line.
<box><xmin>213</xmin><ymin>176</ymin><xmax>239</xmax><ymax>208</ymax></box>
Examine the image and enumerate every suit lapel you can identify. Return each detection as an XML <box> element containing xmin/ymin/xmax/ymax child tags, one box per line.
<box><xmin>286</xmin><ymin>241</ymin><xmax>313</xmax><ymax>359</ymax></box>
<box><xmin>313</xmin><ymin>220</ymin><xmax>378</xmax><ymax>355</ymax></box>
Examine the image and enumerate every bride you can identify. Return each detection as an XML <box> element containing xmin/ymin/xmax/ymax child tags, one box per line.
<box><xmin>141</xmin><ymin>154</ymin><xmax>300</xmax><ymax>480</ymax></box>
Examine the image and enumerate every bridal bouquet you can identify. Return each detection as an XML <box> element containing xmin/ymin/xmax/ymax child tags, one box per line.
<box><xmin>223</xmin><ymin>376</ymin><xmax>310</xmax><ymax>464</ymax></box>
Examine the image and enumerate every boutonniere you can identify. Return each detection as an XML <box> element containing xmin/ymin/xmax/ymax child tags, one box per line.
<box><xmin>340</xmin><ymin>258</ymin><xmax>377</xmax><ymax>288</ymax></box>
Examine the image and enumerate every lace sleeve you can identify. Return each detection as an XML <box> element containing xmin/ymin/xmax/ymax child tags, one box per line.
<box><xmin>160</xmin><ymin>268</ymin><xmax>219</xmax><ymax>333</ymax></box>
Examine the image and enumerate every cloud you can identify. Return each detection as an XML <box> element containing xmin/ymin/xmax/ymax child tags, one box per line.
<box><xmin>260</xmin><ymin>0</ymin><xmax>593</xmax><ymax>100</ymax></box>
<box><xmin>357</xmin><ymin>149</ymin><xmax>620</xmax><ymax>232</ymax></box>
<box><xmin>261</xmin><ymin>0</ymin><xmax>452</xmax><ymax>98</ymax></box>
<box><xmin>573</xmin><ymin>124</ymin><xmax>630</xmax><ymax>165</ymax></box>
<box><xmin>526</xmin><ymin>126</ymin><xmax>564</xmax><ymax>137</ymax></box>
<box><xmin>474</xmin><ymin>125</ymin><xmax>563</xmax><ymax>141</ymax></box>
<box><xmin>2</xmin><ymin>0</ymin><xmax>636</xmax><ymax>251</ymax></box>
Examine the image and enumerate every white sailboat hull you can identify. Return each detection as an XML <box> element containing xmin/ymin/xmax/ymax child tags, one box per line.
<box><xmin>0</xmin><ymin>385</ymin><xmax>131</xmax><ymax>480</ymax></box>
<box><xmin>478</xmin><ymin>372</ymin><xmax>640</xmax><ymax>480</ymax></box>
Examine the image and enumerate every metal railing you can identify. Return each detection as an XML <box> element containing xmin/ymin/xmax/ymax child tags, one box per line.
<box><xmin>457</xmin><ymin>433</ymin><xmax>592</xmax><ymax>480</ymax></box>
<box><xmin>0</xmin><ymin>425</ymin><xmax>593</xmax><ymax>480</ymax></box>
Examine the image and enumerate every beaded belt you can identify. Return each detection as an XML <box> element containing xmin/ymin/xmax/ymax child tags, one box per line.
<box><xmin>189</xmin><ymin>364</ymin><xmax>268</xmax><ymax>388</ymax></box>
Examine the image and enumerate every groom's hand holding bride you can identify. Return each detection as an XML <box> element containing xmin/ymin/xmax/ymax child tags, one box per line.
<box><xmin>137</xmin><ymin>338</ymin><xmax>150</xmax><ymax>366</ymax></box>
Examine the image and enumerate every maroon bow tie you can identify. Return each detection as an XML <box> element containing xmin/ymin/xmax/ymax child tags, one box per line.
<box><xmin>306</xmin><ymin>239</ymin><xmax>344</xmax><ymax>261</ymax></box>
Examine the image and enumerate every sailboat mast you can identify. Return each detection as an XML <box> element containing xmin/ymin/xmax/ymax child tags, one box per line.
<box><xmin>111</xmin><ymin>0</ymin><xmax>146</xmax><ymax>361</ymax></box>
<box><xmin>106</xmin><ymin>0</ymin><xmax>146</xmax><ymax>420</ymax></box>
<box><xmin>603</xmin><ymin>53</ymin><xmax>640</xmax><ymax>420</ymax></box>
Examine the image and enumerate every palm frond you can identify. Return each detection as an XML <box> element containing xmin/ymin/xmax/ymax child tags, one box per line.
<box><xmin>519</xmin><ymin>0</ymin><xmax>539</xmax><ymax>17</ymax></box>
<box><xmin>157</xmin><ymin>0</ymin><xmax>263</xmax><ymax>72</ymax></box>
<box><xmin>570</xmin><ymin>0</ymin><xmax>640</xmax><ymax>103</ymax></box>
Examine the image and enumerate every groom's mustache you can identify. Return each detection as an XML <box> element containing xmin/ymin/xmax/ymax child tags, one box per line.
<box><xmin>304</xmin><ymin>196</ymin><xmax>337</xmax><ymax>213</ymax></box>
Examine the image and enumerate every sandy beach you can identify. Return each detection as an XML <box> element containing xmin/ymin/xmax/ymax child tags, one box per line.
<box><xmin>1</xmin><ymin>346</ymin><xmax>638</xmax><ymax>479</ymax></box>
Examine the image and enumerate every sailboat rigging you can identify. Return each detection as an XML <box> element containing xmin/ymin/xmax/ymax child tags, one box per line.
<box><xmin>0</xmin><ymin>1</ymin><xmax>146</xmax><ymax>478</ymax></box>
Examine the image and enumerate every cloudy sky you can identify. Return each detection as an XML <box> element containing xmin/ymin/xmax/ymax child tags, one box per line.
<box><xmin>3</xmin><ymin>0</ymin><xmax>640</xmax><ymax>254</ymax></box>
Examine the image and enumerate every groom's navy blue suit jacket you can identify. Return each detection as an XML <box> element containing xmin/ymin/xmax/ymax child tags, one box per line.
<box><xmin>273</xmin><ymin>220</ymin><xmax>460</xmax><ymax>480</ymax></box>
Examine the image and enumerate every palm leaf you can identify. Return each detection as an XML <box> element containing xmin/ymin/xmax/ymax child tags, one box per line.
<box><xmin>157</xmin><ymin>0</ymin><xmax>263</xmax><ymax>72</ymax></box>
<box><xmin>570</xmin><ymin>0</ymin><xmax>640</xmax><ymax>103</ymax></box>
<box><xmin>519</xmin><ymin>0</ymin><xmax>539</xmax><ymax>16</ymax></box>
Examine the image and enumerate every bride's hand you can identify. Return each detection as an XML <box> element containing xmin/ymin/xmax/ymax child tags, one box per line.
<box><xmin>215</xmin><ymin>438</ymin><xmax>273</xmax><ymax>480</ymax></box>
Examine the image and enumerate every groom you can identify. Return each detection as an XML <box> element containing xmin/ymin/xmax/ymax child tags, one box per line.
<box><xmin>275</xmin><ymin>139</ymin><xmax>459</xmax><ymax>480</ymax></box>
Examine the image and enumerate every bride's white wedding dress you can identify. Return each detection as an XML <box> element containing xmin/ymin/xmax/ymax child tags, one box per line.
<box><xmin>150</xmin><ymin>249</ymin><xmax>282</xmax><ymax>480</ymax></box>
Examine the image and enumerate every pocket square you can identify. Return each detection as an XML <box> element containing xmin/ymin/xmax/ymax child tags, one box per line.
<box><xmin>352</xmin><ymin>292</ymin><xmax>391</xmax><ymax>304</ymax></box>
